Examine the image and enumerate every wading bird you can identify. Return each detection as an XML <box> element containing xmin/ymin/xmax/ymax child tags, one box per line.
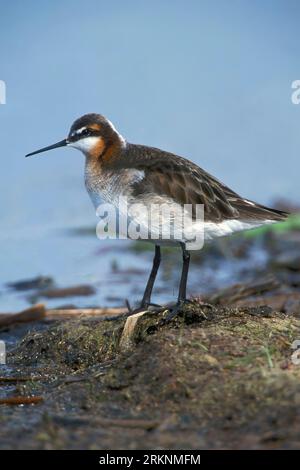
<box><xmin>26</xmin><ymin>114</ymin><xmax>288</xmax><ymax>318</ymax></box>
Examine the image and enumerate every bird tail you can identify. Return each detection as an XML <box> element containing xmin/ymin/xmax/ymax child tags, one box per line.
<box><xmin>232</xmin><ymin>199</ymin><xmax>290</xmax><ymax>222</ymax></box>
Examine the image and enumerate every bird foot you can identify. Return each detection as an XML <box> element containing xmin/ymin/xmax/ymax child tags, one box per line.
<box><xmin>164</xmin><ymin>299</ymin><xmax>193</xmax><ymax>322</ymax></box>
<box><xmin>127</xmin><ymin>302</ymin><xmax>163</xmax><ymax>317</ymax></box>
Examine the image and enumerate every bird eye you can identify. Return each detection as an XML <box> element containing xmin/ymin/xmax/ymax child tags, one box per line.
<box><xmin>82</xmin><ymin>128</ymin><xmax>90</xmax><ymax>136</ymax></box>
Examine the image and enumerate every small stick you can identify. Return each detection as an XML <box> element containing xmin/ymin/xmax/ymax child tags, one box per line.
<box><xmin>119</xmin><ymin>310</ymin><xmax>148</xmax><ymax>351</ymax></box>
<box><xmin>0</xmin><ymin>376</ymin><xmax>42</xmax><ymax>383</ymax></box>
<box><xmin>0</xmin><ymin>396</ymin><xmax>43</xmax><ymax>405</ymax></box>
<box><xmin>0</xmin><ymin>304</ymin><xmax>46</xmax><ymax>327</ymax></box>
<box><xmin>95</xmin><ymin>417</ymin><xmax>159</xmax><ymax>430</ymax></box>
<box><xmin>46</xmin><ymin>307</ymin><xmax>127</xmax><ymax>320</ymax></box>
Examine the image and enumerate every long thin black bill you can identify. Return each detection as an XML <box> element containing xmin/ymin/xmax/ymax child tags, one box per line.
<box><xmin>25</xmin><ymin>139</ymin><xmax>68</xmax><ymax>157</ymax></box>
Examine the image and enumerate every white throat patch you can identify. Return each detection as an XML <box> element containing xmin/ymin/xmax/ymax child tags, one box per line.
<box><xmin>68</xmin><ymin>136</ymin><xmax>100</xmax><ymax>154</ymax></box>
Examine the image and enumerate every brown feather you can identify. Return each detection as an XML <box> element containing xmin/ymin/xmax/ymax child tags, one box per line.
<box><xmin>110</xmin><ymin>143</ymin><xmax>289</xmax><ymax>223</ymax></box>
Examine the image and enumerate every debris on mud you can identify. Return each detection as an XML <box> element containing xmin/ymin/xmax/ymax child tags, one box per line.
<box><xmin>28</xmin><ymin>284</ymin><xmax>96</xmax><ymax>303</ymax></box>
<box><xmin>6</xmin><ymin>276</ymin><xmax>54</xmax><ymax>292</ymax></box>
<box><xmin>1</xmin><ymin>216</ymin><xmax>300</xmax><ymax>449</ymax></box>
<box><xmin>0</xmin><ymin>300</ymin><xmax>299</xmax><ymax>449</ymax></box>
<box><xmin>0</xmin><ymin>304</ymin><xmax>46</xmax><ymax>327</ymax></box>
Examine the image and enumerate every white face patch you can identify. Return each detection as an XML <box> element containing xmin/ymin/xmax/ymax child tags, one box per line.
<box><xmin>68</xmin><ymin>136</ymin><xmax>101</xmax><ymax>154</ymax></box>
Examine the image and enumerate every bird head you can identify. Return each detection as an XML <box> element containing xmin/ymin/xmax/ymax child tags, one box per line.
<box><xmin>26</xmin><ymin>113</ymin><xmax>125</xmax><ymax>159</ymax></box>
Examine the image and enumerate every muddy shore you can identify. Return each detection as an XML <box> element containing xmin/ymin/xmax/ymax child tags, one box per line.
<box><xmin>1</xmin><ymin>216</ymin><xmax>300</xmax><ymax>449</ymax></box>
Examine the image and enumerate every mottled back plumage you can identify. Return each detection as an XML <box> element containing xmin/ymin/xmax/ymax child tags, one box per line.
<box><xmin>110</xmin><ymin>143</ymin><xmax>288</xmax><ymax>223</ymax></box>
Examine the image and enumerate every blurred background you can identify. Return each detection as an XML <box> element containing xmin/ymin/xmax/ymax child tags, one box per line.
<box><xmin>0</xmin><ymin>0</ymin><xmax>299</xmax><ymax>311</ymax></box>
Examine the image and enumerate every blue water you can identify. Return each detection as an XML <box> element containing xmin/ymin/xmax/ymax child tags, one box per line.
<box><xmin>0</xmin><ymin>1</ymin><xmax>299</xmax><ymax>311</ymax></box>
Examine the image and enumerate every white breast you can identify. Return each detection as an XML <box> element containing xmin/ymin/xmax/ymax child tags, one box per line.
<box><xmin>84</xmin><ymin>163</ymin><xmax>144</xmax><ymax>209</ymax></box>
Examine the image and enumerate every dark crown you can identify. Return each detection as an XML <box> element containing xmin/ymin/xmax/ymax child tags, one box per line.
<box><xmin>68</xmin><ymin>113</ymin><xmax>117</xmax><ymax>142</ymax></box>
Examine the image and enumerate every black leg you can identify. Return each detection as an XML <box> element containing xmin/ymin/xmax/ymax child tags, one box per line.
<box><xmin>140</xmin><ymin>245</ymin><xmax>161</xmax><ymax>308</ymax></box>
<box><xmin>177</xmin><ymin>243</ymin><xmax>190</xmax><ymax>303</ymax></box>
<box><xmin>165</xmin><ymin>243</ymin><xmax>190</xmax><ymax>321</ymax></box>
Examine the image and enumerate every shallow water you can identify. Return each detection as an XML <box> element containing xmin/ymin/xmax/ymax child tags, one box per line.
<box><xmin>0</xmin><ymin>218</ymin><xmax>269</xmax><ymax>313</ymax></box>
